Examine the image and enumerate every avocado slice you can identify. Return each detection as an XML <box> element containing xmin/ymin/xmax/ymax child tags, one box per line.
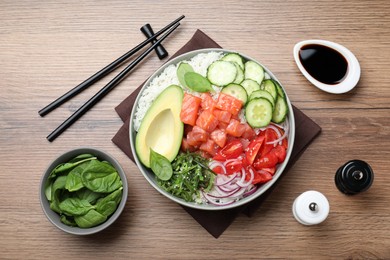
<box><xmin>135</xmin><ymin>85</ymin><xmax>184</xmax><ymax>168</ymax></box>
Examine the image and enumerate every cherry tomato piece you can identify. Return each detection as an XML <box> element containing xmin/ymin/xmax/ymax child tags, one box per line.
<box><xmin>253</xmin><ymin>151</ymin><xmax>279</xmax><ymax>169</ymax></box>
<box><xmin>213</xmin><ymin>139</ymin><xmax>243</xmax><ymax>161</ymax></box>
<box><xmin>245</xmin><ymin>135</ymin><xmax>265</xmax><ymax>165</ymax></box>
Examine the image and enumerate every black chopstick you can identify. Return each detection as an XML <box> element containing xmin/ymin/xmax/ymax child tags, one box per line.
<box><xmin>46</xmin><ymin>22</ymin><xmax>180</xmax><ymax>142</ymax></box>
<box><xmin>39</xmin><ymin>15</ymin><xmax>185</xmax><ymax>117</ymax></box>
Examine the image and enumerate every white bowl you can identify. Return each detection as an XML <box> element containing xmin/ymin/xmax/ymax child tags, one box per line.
<box><xmin>129</xmin><ymin>48</ymin><xmax>295</xmax><ymax>210</ymax></box>
<box><xmin>293</xmin><ymin>39</ymin><xmax>360</xmax><ymax>94</ymax></box>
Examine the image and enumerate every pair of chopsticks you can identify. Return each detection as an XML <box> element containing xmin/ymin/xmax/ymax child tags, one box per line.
<box><xmin>40</xmin><ymin>15</ymin><xmax>185</xmax><ymax>142</ymax></box>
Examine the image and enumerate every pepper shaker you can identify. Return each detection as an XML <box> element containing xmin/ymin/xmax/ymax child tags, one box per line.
<box><xmin>292</xmin><ymin>190</ymin><xmax>330</xmax><ymax>225</ymax></box>
<box><xmin>335</xmin><ymin>160</ymin><xmax>374</xmax><ymax>195</ymax></box>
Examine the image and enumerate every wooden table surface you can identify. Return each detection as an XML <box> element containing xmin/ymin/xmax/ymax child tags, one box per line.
<box><xmin>1</xmin><ymin>0</ymin><xmax>389</xmax><ymax>259</ymax></box>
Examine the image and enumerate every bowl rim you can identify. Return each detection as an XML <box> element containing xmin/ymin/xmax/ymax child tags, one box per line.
<box><xmin>39</xmin><ymin>146</ymin><xmax>128</xmax><ymax>235</ymax></box>
<box><xmin>129</xmin><ymin>48</ymin><xmax>295</xmax><ymax>210</ymax></box>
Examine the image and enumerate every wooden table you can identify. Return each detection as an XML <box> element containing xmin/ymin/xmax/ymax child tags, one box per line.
<box><xmin>1</xmin><ymin>1</ymin><xmax>389</xmax><ymax>259</ymax></box>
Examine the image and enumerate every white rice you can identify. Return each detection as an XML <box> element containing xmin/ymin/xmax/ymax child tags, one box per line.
<box><xmin>133</xmin><ymin>51</ymin><xmax>224</xmax><ymax>131</ymax></box>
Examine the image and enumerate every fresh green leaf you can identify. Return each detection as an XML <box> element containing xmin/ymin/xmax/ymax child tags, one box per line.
<box><xmin>177</xmin><ymin>62</ymin><xmax>194</xmax><ymax>88</ymax></box>
<box><xmin>81</xmin><ymin>160</ymin><xmax>122</xmax><ymax>193</ymax></box>
<box><xmin>68</xmin><ymin>154</ymin><xmax>95</xmax><ymax>163</ymax></box>
<box><xmin>59</xmin><ymin>197</ymin><xmax>95</xmax><ymax>216</ymax></box>
<box><xmin>49</xmin><ymin>156</ymin><xmax>97</xmax><ymax>179</ymax></box>
<box><xmin>96</xmin><ymin>187</ymin><xmax>123</xmax><ymax>217</ymax></box>
<box><xmin>184</xmin><ymin>72</ymin><xmax>213</xmax><ymax>93</ymax></box>
<box><xmin>150</xmin><ymin>149</ymin><xmax>173</xmax><ymax>181</ymax></box>
<box><xmin>74</xmin><ymin>210</ymin><xmax>107</xmax><ymax>228</ymax></box>
<box><xmin>65</xmin><ymin>162</ymin><xmax>89</xmax><ymax>192</ymax></box>
<box><xmin>76</xmin><ymin>188</ymin><xmax>104</xmax><ymax>204</ymax></box>
<box><xmin>44</xmin><ymin>181</ymin><xmax>53</xmax><ymax>201</ymax></box>
<box><xmin>49</xmin><ymin>175</ymin><xmax>67</xmax><ymax>214</ymax></box>
<box><xmin>60</xmin><ymin>215</ymin><xmax>77</xmax><ymax>227</ymax></box>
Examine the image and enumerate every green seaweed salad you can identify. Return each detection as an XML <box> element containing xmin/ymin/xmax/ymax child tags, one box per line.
<box><xmin>44</xmin><ymin>154</ymin><xmax>123</xmax><ymax>228</ymax></box>
<box><xmin>154</xmin><ymin>152</ymin><xmax>215</xmax><ymax>202</ymax></box>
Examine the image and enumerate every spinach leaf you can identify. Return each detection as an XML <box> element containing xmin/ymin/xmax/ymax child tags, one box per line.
<box><xmin>150</xmin><ymin>149</ymin><xmax>173</xmax><ymax>181</ymax></box>
<box><xmin>44</xmin><ymin>181</ymin><xmax>53</xmax><ymax>201</ymax></box>
<box><xmin>60</xmin><ymin>215</ymin><xmax>77</xmax><ymax>227</ymax></box>
<box><xmin>49</xmin><ymin>175</ymin><xmax>67</xmax><ymax>214</ymax></box>
<box><xmin>76</xmin><ymin>188</ymin><xmax>103</xmax><ymax>204</ymax></box>
<box><xmin>49</xmin><ymin>156</ymin><xmax>97</xmax><ymax>179</ymax></box>
<box><xmin>68</xmin><ymin>154</ymin><xmax>95</xmax><ymax>163</ymax></box>
<box><xmin>65</xmin><ymin>162</ymin><xmax>89</xmax><ymax>192</ymax></box>
<box><xmin>96</xmin><ymin>188</ymin><xmax>123</xmax><ymax>217</ymax></box>
<box><xmin>74</xmin><ymin>210</ymin><xmax>107</xmax><ymax>228</ymax></box>
<box><xmin>59</xmin><ymin>197</ymin><xmax>95</xmax><ymax>216</ymax></box>
<box><xmin>81</xmin><ymin>160</ymin><xmax>122</xmax><ymax>193</ymax></box>
<box><xmin>177</xmin><ymin>62</ymin><xmax>194</xmax><ymax>88</ymax></box>
<box><xmin>184</xmin><ymin>72</ymin><xmax>213</xmax><ymax>93</ymax></box>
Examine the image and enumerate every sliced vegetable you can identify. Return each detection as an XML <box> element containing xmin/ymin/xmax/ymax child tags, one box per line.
<box><xmin>221</xmin><ymin>83</ymin><xmax>248</xmax><ymax>105</ymax></box>
<box><xmin>253</xmin><ymin>150</ymin><xmax>279</xmax><ymax>169</ymax></box>
<box><xmin>244</xmin><ymin>60</ymin><xmax>264</xmax><ymax>85</ymax></box>
<box><xmin>249</xmin><ymin>89</ymin><xmax>275</xmax><ymax>108</ymax></box>
<box><xmin>245</xmin><ymin>98</ymin><xmax>273</xmax><ymax>128</ymax></box>
<box><xmin>261</xmin><ymin>79</ymin><xmax>278</xmax><ymax>100</ymax></box>
<box><xmin>245</xmin><ymin>135</ymin><xmax>265</xmax><ymax>165</ymax></box>
<box><xmin>272</xmin><ymin>94</ymin><xmax>288</xmax><ymax>123</ymax></box>
<box><xmin>272</xmin><ymin>79</ymin><xmax>286</xmax><ymax>99</ymax></box>
<box><xmin>213</xmin><ymin>139</ymin><xmax>244</xmax><ymax>161</ymax></box>
<box><xmin>241</xmin><ymin>79</ymin><xmax>261</xmax><ymax>97</ymax></box>
<box><xmin>233</xmin><ymin>62</ymin><xmax>244</xmax><ymax>84</ymax></box>
<box><xmin>221</xmin><ymin>53</ymin><xmax>245</xmax><ymax>70</ymax></box>
<box><xmin>207</xmin><ymin>60</ymin><xmax>237</xmax><ymax>87</ymax></box>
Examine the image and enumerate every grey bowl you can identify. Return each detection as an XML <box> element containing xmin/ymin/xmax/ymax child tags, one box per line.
<box><xmin>39</xmin><ymin>147</ymin><xmax>128</xmax><ymax>235</ymax></box>
<box><xmin>129</xmin><ymin>48</ymin><xmax>295</xmax><ymax>210</ymax></box>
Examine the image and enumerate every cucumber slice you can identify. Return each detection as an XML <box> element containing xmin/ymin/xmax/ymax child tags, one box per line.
<box><xmin>233</xmin><ymin>62</ymin><xmax>244</xmax><ymax>84</ymax></box>
<box><xmin>245</xmin><ymin>98</ymin><xmax>273</xmax><ymax>128</ymax></box>
<box><xmin>207</xmin><ymin>60</ymin><xmax>237</xmax><ymax>87</ymax></box>
<box><xmin>244</xmin><ymin>61</ymin><xmax>264</xmax><ymax>85</ymax></box>
<box><xmin>241</xmin><ymin>79</ymin><xmax>260</xmax><ymax>97</ymax></box>
<box><xmin>261</xmin><ymin>79</ymin><xmax>278</xmax><ymax>100</ymax></box>
<box><xmin>221</xmin><ymin>83</ymin><xmax>248</xmax><ymax>104</ymax></box>
<box><xmin>249</xmin><ymin>89</ymin><xmax>275</xmax><ymax>108</ymax></box>
<box><xmin>272</xmin><ymin>95</ymin><xmax>288</xmax><ymax>123</ymax></box>
<box><xmin>221</xmin><ymin>53</ymin><xmax>244</xmax><ymax>70</ymax></box>
<box><xmin>272</xmin><ymin>79</ymin><xmax>286</xmax><ymax>99</ymax></box>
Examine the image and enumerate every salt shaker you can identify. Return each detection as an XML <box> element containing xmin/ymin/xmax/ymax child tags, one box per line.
<box><xmin>335</xmin><ymin>160</ymin><xmax>374</xmax><ymax>195</ymax></box>
<box><xmin>292</xmin><ymin>190</ymin><xmax>330</xmax><ymax>225</ymax></box>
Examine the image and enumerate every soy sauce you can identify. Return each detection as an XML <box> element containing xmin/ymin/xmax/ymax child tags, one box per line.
<box><xmin>299</xmin><ymin>44</ymin><xmax>348</xmax><ymax>85</ymax></box>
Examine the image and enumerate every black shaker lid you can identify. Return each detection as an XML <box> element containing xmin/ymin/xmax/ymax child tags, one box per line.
<box><xmin>335</xmin><ymin>160</ymin><xmax>374</xmax><ymax>194</ymax></box>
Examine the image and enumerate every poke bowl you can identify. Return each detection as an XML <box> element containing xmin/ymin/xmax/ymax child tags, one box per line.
<box><xmin>129</xmin><ymin>48</ymin><xmax>295</xmax><ymax>210</ymax></box>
